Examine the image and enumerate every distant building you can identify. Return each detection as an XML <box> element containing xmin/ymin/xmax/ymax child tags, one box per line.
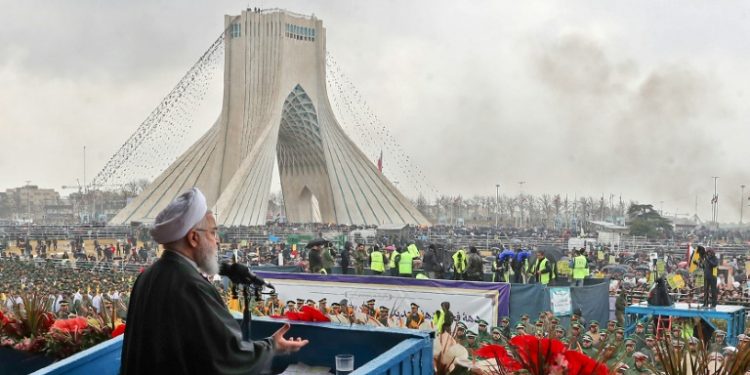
<box><xmin>1</xmin><ymin>185</ymin><xmax>62</xmax><ymax>223</ymax></box>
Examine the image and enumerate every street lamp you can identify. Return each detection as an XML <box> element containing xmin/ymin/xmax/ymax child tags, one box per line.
<box><xmin>495</xmin><ymin>184</ymin><xmax>500</xmax><ymax>228</ymax></box>
<box><xmin>741</xmin><ymin>184</ymin><xmax>746</xmax><ymax>225</ymax></box>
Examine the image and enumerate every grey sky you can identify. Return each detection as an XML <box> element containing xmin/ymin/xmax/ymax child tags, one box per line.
<box><xmin>1</xmin><ymin>0</ymin><xmax>749</xmax><ymax>222</ymax></box>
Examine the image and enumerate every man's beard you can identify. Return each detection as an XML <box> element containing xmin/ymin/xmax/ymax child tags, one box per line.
<box><xmin>196</xmin><ymin>242</ymin><xmax>219</xmax><ymax>275</ymax></box>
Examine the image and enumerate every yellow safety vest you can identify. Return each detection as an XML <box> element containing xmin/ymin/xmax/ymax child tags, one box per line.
<box><xmin>572</xmin><ymin>255</ymin><xmax>588</xmax><ymax>280</ymax></box>
<box><xmin>539</xmin><ymin>258</ymin><xmax>551</xmax><ymax>285</ymax></box>
<box><xmin>398</xmin><ymin>252</ymin><xmax>414</xmax><ymax>275</ymax></box>
<box><xmin>407</xmin><ymin>244</ymin><xmax>420</xmax><ymax>258</ymax></box>
<box><xmin>371</xmin><ymin>251</ymin><xmax>385</xmax><ymax>272</ymax></box>
<box><xmin>452</xmin><ymin>249</ymin><xmax>467</xmax><ymax>273</ymax></box>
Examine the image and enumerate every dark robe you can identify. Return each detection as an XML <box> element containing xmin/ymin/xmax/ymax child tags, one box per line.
<box><xmin>121</xmin><ymin>250</ymin><xmax>276</xmax><ymax>375</ymax></box>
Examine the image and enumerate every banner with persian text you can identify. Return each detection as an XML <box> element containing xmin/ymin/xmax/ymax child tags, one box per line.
<box><xmin>254</xmin><ymin>272</ymin><xmax>510</xmax><ymax>331</ymax></box>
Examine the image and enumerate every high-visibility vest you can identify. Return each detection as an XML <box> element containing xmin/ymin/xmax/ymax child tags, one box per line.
<box><xmin>539</xmin><ymin>258</ymin><xmax>551</xmax><ymax>285</ymax></box>
<box><xmin>572</xmin><ymin>255</ymin><xmax>588</xmax><ymax>280</ymax></box>
<box><xmin>407</xmin><ymin>244</ymin><xmax>420</xmax><ymax>258</ymax></box>
<box><xmin>452</xmin><ymin>249</ymin><xmax>467</xmax><ymax>273</ymax></box>
<box><xmin>371</xmin><ymin>251</ymin><xmax>385</xmax><ymax>272</ymax></box>
<box><xmin>388</xmin><ymin>251</ymin><xmax>397</xmax><ymax>269</ymax></box>
<box><xmin>398</xmin><ymin>252</ymin><xmax>414</xmax><ymax>275</ymax></box>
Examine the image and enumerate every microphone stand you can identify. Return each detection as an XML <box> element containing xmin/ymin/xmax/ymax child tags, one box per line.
<box><xmin>241</xmin><ymin>285</ymin><xmax>251</xmax><ymax>341</ymax></box>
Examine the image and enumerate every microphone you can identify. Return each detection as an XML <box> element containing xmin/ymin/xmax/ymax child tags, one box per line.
<box><xmin>219</xmin><ymin>262</ymin><xmax>274</xmax><ymax>289</ymax></box>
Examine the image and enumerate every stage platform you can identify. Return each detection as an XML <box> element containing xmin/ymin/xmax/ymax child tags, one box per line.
<box><xmin>625</xmin><ymin>302</ymin><xmax>746</xmax><ymax>344</ymax></box>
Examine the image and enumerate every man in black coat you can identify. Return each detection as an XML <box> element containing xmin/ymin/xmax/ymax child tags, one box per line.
<box><xmin>340</xmin><ymin>242</ymin><xmax>352</xmax><ymax>275</ymax></box>
<box><xmin>121</xmin><ymin>188</ymin><xmax>308</xmax><ymax>375</ymax></box>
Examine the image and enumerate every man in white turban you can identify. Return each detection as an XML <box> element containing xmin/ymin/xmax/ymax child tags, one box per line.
<box><xmin>121</xmin><ymin>188</ymin><xmax>308</xmax><ymax>375</ymax></box>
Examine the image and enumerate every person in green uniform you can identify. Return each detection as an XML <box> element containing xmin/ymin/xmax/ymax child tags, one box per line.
<box><xmin>621</xmin><ymin>338</ymin><xmax>637</xmax><ymax>370</ymax></box>
<box><xmin>568</xmin><ymin>323</ymin><xmax>583</xmax><ymax>351</ymax></box>
<box><xmin>534</xmin><ymin>320</ymin><xmax>545</xmax><ymax>337</ymax></box>
<box><xmin>477</xmin><ymin>319</ymin><xmax>491</xmax><ymax>344</ymax></box>
<box><xmin>709</xmin><ymin>330</ymin><xmax>726</xmax><ymax>353</ymax></box>
<box><xmin>490</xmin><ymin>326</ymin><xmax>505</xmax><ymax>345</ymax></box>
<box><xmin>554</xmin><ymin>326</ymin><xmax>565</xmax><ymax>340</ymax></box>
<box><xmin>626</xmin><ymin>352</ymin><xmax>651</xmax><ymax>374</ymax></box>
<box><xmin>464</xmin><ymin>330</ymin><xmax>481</xmax><ymax>358</ymax></box>
<box><xmin>499</xmin><ymin>317</ymin><xmax>511</xmax><ymax>339</ymax></box>
<box><xmin>587</xmin><ymin>320</ymin><xmax>601</xmax><ymax>346</ymax></box>
<box><xmin>513</xmin><ymin>323</ymin><xmax>527</xmax><ymax>338</ymax></box>
<box><xmin>455</xmin><ymin>322</ymin><xmax>468</xmax><ymax>346</ymax></box>
<box><xmin>602</xmin><ymin>343</ymin><xmax>620</xmax><ymax>369</ymax></box>
<box><xmin>581</xmin><ymin>334</ymin><xmax>597</xmax><ymax>359</ymax></box>
<box><xmin>640</xmin><ymin>335</ymin><xmax>656</xmax><ymax>362</ymax></box>
<box><xmin>520</xmin><ymin>314</ymin><xmax>533</xmax><ymax>333</ymax></box>
<box><xmin>353</xmin><ymin>243</ymin><xmax>368</xmax><ymax>275</ymax></box>
<box><xmin>632</xmin><ymin>322</ymin><xmax>646</xmax><ymax>351</ymax></box>
<box><xmin>613</xmin><ymin>327</ymin><xmax>626</xmax><ymax>348</ymax></box>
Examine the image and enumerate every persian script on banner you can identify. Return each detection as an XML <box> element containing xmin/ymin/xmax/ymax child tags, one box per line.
<box><xmin>549</xmin><ymin>287</ymin><xmax>572</xmax><ymax>316</ymax></box>
<box><xmin>258</xmin><ymin>274</ymin><xmax>508</xmax><ymax>332</ymax></box>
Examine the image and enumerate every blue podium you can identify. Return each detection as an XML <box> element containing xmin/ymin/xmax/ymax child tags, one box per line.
<box><xmin>624</xmin><ymin>302</ymin><xmax>745</xmax><ymax>345</ymax></box>
<box><xmin>31</xmin><ymin>318</ymin><xmax>434</xmax><ymax>375</ymax></box>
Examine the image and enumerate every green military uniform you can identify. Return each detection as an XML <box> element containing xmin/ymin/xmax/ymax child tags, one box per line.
<box><xmin>625</xmin><ymin>352</ymin><xmax>651</xmax><ymax>374</ymax></box>
<box><xmin>708</xmin><ymin>330</ymin><xmax>726</xmax><ymax>353</ymax></box>
<box><xmin>581</xmin><ymin>334</ymin><xmax>598</xmax><ymax>359</ymax></box>
<box><xmin>490</xmin><ymin>326</ymin><xmax>505</xmax><ymax>345</ymax></box>
<box><xmin>476</xmin><ymin>319</ymin><xmax>491</xmax><ymax>344</ymax></box>
<box><xmin>620</xmin><ymin>338</ymin><xmax>637</xmax><ymax>370</ymax></box>
<box><xmin>463</xmin><ymin>330</ymin><xmax>481</xmax><ymax>359</ymax></box>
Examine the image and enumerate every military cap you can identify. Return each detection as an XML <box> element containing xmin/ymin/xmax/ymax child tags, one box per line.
<box><xmin>306</xmin><ymin>299</ymin><xmax>315</xmax><ymax>305</ymax></box>
<box><xmin>688</xmin><ymin>337</ymin><xmax>699</xmax><ymax>344</ymax></box>
<box><xmin>616</xmin><ymin>327</ymin><xmax>625</xmax><ymax>333</ymax></box>
<box><xmin>466</xmin><ymin>330</ymin><xmax>477</xmax><ymax>338</ymax></box>
<box><xmin>582</xmin><ymin>334</ymin><xmax>593</xmax><ymax>342</ymax></box>
<box><xmin>723</xmin><ymin>346</ymin><xmax>738</xmax><ymax>354</ymax></box>
<box><xmin>555</xmin><ymin>326</ymin><xmax>565</xmax><ymax>332</ymax></box>
<box><xmin>550</xmin><ymin>317</ymin><xmax>559</xmax><ymax>323</ymax></box>
<box><xmin>571</xmin><ymin>322</ymin><xmax>581</xmax><ymax>329</ymax></box>
<box><xmin>535</xmin><ymin>320</ymin><xmax>544</xmax><ymax>326</ymax></box>
<box><xmin>491</xmin><ymin>326</ymin><xmax>502</xmax><ymax>334</ymax></box>
<box><xmin>379</xmin><ymin>306</ymin><xmax>389</xmax><ymax>311</ymax></box>
<box><xmin>296</xmin><ymin>298</ymin><xmax>304</xmax><ymax>303</ymax></box>
<box><xmin>672</xmin><ymin>340</ymin><xmax>685</xmax><ymax>347</ymax></box>
<box><xmin>625</xmin><ymin>338</ymin><xmax>635</xmax><ymax>345</ymax></box>
<box><xmin>331</xmin><ymin>302</ymin><xmax>341</xmax><ymax>307</ymax></box>
<box><xmin>632</xmin><ymin>352</ymin><xmax>648</xmax><ymax>360</ymax></box>
<box><xmin>286</xmin><ymin>300</ymin><xmax>296</xmax><ymax>305</ymax></box>
<box><xmin>410</xmin><ymin>303</ymin><xmax>419</xmax><ymax>308</ymax></box>
<box><xmin>501</xmin><ymin>316</ymin><xmax>510</xmax><ymax>322</ymax></box>
<box><xmin>456</xmin><ymin>321</ymin><xmax>467</xmax><ymax>329</ymax></box>
<box><xmin>636</xmin><ymin>322</ymin><xmax>644</xmax><ymax>327</ymax></box>
<box><xmin>520</xmin><ymin>314</ymin><xmax>529</xmax><ymax>319</ymax></box>
<box><xmin>477</xmin><ymin>319</ymin><xmax>488</xmax><ymax>326</ymax></box>
<box><xmin>716</xmin><ymin>330</ymin><xmax>726</xmax><ymax>336</ymax></box>
<box><xmin>515</xmin><ymin>323</ymin><xmax>526</xmax><ymax>329</ymax></box>
<box><xmin>589</xmin><ymin>320</ymin><xmax>599</xmax><ymax>326</ymax></box>
<box><xmin>318</xmin><ymin>298</ymin><xmax>327</xmax><ymax>303</ymax></box>
<box><xmin>645</xmin><ymin>334</ymin><xmax>655</xmax><ymax>341</ymax></box>
<box><xmin>367</xmin><ymin>299</ymin><xmax>376</xmax><ymax>304</ymax></box>
<box><xmin>608</xmin><ymin>320</ymin><xmax>616</xmax><ymax>325</ymax></box>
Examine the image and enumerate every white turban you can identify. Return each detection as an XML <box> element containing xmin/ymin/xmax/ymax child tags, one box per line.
<box><xmin>150</xmin><ymin>188</ymin><xmax>208</xmax><ymax>244</ymax></box>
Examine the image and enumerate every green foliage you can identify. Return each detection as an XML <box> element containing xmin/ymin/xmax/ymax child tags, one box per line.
<box><xmin>627</xmin><ymin>203</ymin><xmax>674</xmax><ymax>239</ymax></box>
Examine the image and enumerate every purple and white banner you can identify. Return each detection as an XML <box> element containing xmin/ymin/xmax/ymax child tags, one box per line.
<box><xmin>254</xmin><ymin>272</ymin><xmax>510</xmax><ymax>330</ymax></box>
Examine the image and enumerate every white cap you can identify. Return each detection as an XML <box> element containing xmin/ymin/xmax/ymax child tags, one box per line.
<box><xmin>150</xmin><ymin>188</ymin><xmax>208</xmax><ymax>244</ymax></box>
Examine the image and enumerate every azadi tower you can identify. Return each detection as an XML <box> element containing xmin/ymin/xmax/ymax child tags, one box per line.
<box><xmin>110</xmin><ymin>9</ymin><xmax>429</xmax><ymax>226</ymax></box>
